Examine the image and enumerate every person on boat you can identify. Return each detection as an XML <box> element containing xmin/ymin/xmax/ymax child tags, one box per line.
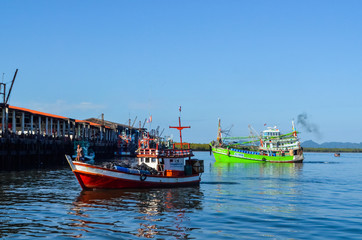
<box><xmin>76</xmin><ymin>144</ymin><xmax>84</xmax><ymax>161</ymax></box>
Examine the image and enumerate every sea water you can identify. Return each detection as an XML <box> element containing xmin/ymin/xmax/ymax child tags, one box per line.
<box><xmin>1</xmin><ymin>152</ymin><xmax>362</xmax><ymax>239</ymax></box>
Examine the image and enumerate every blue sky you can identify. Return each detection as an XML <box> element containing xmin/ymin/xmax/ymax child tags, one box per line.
<box><xmin>1</xmin><ymin>1</ymin><xmax>362</xmax><ymax>143</ymax></box>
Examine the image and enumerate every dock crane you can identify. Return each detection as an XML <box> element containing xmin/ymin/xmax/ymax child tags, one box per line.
<box><xmin>0</xmin><ymin>69</ymin><xmax>18</xmax><ymax>105</ymax></box>
<box><xmin>131</xmin><ymin>116</ymin><xmax>137</xmax><ymax>128</ymax></box>
<box><xmin>5</xmin><ymin>69</ymin><xmax>18</xmax><ymax>105</ymax></box>
<box><xmin>0</xmin><ymin>69</ymin><xmax>18</xmax><ymax>135</ymax></box>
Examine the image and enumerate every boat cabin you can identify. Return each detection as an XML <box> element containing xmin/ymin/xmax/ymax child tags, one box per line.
<box><xmin>263</xmin><ymin>127</ymin><xmax>281</xmax><ymax>138</ymax></box>
<box><xmin>136</xmin><ymin>114</ymin><xmax>204</xmax><ymax>177</ymax></box>
<box><xmin>139</xmin><ymin>156</ymin><xmax>159</xmax><ymax>169</ymax></box>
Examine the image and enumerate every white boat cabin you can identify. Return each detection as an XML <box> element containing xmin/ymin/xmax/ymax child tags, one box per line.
<box><xmin>261</xmin><ymin>126</ymin><xmax>300</xmax><ymax>150</ymax></box>
<box><xmin>263</xmin><ymin>127</ymin><xmax>281</xmax><ymax>137</ymax></box>
<box><xmin>138</xmin><ymin>157</ymin><xmax>185</xmax><ymax>172</ymax></box>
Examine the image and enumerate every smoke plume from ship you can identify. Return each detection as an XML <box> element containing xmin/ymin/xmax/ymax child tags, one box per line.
<box><xmin>297</xmin><ymin>113</ymin><xmax>322</xmax><ymax>138</ymax></box>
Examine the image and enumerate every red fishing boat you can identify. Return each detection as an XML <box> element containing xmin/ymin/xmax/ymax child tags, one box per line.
<box><xmin>65</xmin><ymin>114</ymin><xmax>204</xmax><ymax>190</ymax></box>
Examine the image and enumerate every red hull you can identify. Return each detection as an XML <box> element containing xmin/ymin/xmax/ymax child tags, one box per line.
<box><xmin>73</xmin><ymin>170</ymin><xmax>200</xmax><ymax>190</ymax></box>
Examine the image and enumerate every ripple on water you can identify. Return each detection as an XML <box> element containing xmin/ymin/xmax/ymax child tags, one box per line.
<box><xmin>2</xmin><ymin>153</ymin><xmax>362</xmax><ymax>239</ymax></box>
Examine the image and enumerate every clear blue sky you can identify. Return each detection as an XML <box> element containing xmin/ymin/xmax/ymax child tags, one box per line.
<box><xmin>1</xmin><ymin>1</ymin><xmax>362</xmax><ymax>143</ymax></box>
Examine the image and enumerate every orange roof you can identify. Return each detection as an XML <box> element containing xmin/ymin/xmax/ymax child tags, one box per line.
<box><xmin>75</xmin><ymin>120</ymin><xmax>104</xmax><ymax>127</ymax></box>
<box><xmin>89</xmin><ymin>122</ymin><xmax>101</xmax><ymax>126</ymax></box>
<box><xmin>9</xmin><ymin>105</ymin><xmax>68</xmax><ymax>119</ymax></box>
<box><xmin>9</xmin><ymin>105</ymin><xmax>113</xmax><ymax>129</ymax></box>
<box><xmin>75</xmin><ymin>120</ymin><xmax>88</xmax><ymax>123</ymax></box>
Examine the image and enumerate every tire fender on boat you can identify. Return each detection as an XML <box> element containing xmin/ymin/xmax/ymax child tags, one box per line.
<box><xmin>140</xmin><ymin>174</ymin><xmax>147</xmax><ymax>181</ymax></box>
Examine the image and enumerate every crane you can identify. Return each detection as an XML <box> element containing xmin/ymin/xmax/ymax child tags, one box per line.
<box><xmin>5</xmin><ymin>69</ymin><xmax>18</xmax><ymax>105</ymax></box>
<box><xmin>131</xmin><ymin>116</ymin><xmax>137</xmax><ymax>128</ymax></box>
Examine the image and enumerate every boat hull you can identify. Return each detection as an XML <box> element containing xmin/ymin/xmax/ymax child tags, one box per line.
<box><xmin>212</xmin><ymin>147</ymin><xmax>304</xmax><ymax>163</ymax></box>
<box><xmin>66</xmin><ymin>156</ymin><xmax>200</xmax><ymax>190</ymax></box>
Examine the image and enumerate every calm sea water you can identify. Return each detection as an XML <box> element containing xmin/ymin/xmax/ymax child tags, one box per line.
<box><xmin>1</xmin><ymin>152</ymin><xmax>362</xmax><ymax>239</ymax></box>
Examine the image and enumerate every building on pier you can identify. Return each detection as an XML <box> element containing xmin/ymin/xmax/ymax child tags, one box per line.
<box><xmin>85</xmin><ymin>117</ymin><xmax>147</xmax><ymax>143</ymax></box>
<box><xmin>0</xmin><ymin>105</ymin><xmax>145</xmax><ymax>143</ymax></box>
<box><xmin>0</xmin><ymin>104</ymin><xmax>146</xmax><ymax>169</ymax></box>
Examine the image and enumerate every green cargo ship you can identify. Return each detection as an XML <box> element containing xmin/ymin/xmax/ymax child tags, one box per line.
<box><xmin>211</xmin><ymin>120</ymin><xmax>304</xmax><ymax>163</ymax></box>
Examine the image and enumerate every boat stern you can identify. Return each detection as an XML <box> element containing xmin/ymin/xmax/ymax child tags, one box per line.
<box><xmin>293</xmin><ymin>154</ymin><xmax>304</xmax><ymax>162</ymax></box>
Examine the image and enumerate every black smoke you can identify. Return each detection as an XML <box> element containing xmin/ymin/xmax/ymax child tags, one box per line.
<box><xmin>297</xmin><ymin>113</ymin><xmax>321</xmax><ymax>138</ymax></box>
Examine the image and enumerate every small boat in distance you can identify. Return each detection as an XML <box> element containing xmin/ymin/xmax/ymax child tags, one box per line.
<box><xmin>211</xmin><ymin>119</ymin><xmax>304</xmax><ymax>163</ymax></box>
<box><xmin>65</xmin><ymin>112</ymin><xmax>204</xmax><ymax>190</ymax></box>
<box><xmin>334</xmin><ymin>153</ymin><xmax>341</xmax><ymax>157</ymax></box>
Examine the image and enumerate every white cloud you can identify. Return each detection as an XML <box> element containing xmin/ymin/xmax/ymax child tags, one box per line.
<box><xmin>22</xmin><ymin>100</ymin><xmax>106</xmax><ymax>116</ymax></box>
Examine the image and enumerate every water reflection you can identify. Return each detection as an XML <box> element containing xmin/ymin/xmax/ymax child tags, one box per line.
<box><xmin>212</xmin><ymin>161</ymin><xmax>303</xmax><ymax>178</ymax></box>
<box><xmin>69</xmin><ymin>187</ymin><xmax>203</xmax><ymax>239</ymax></box>
<box><xmin>209</xmin><ymin>162</ymin><xmax>304</xmax><ymax>215</ymax></box>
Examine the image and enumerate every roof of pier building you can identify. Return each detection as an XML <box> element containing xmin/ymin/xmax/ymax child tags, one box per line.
<box><xmin>7</xmin><ymin>105</ymin><xmax>140</xmax><ymax>131</ymax></box>
<box><xmin>9</xmin><ymin>105</ymin><xmax>68</xmax><ymax>119</ymax></box>
<box><xmin>75</xmin><ymin>119</ymin><xmax>111</xmax><ymax>129</ymax></box>
<box><xmin>85</xmin><ymin>118</ymin><xmax>146</xmax><ymax>131</ymax></box>
<box><xmin>8</xmin><ymin>106</ymin><xmax>106</xmax><ymax>128</ymax></box>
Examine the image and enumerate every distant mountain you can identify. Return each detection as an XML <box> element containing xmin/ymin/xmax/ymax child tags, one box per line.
<box><xmin>302</xmin><ymin>140</ymin><xmax>321</xmax><ymax>148</ymax></box>
<box><xmin>302</xmin><ymin>140</ymin><xmax>362</xmax><ymax>149</ymax></box>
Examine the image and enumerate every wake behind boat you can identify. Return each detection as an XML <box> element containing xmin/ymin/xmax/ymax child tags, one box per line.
<box><xmin>65</xmin><ymin>113</ymin><xmax>204</xmax><ymax>190</ymax></box>
<box><xmin>211</xmin><ymin>119</ymin><xmax>304</xmax><ymax>163</ymax></box>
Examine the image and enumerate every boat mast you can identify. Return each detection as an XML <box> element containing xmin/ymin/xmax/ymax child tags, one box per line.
<box><xmin>292</xmin><ymin>120</ymin><xmax>297</xmax><ymax>137</ymax></box>
<box><xmin>217</xmin><ymin>118</ymin><xmax>222</xmax><ymax>146</ymax></box>
<box><xmin>169</xmin><ymin>116</ymin><xmax>190</xmax><ymax>150</ymax></box>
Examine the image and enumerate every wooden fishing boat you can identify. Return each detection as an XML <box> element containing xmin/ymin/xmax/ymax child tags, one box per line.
<box><xmin>65</xmin><ymin>114</ymin><xmax>204</xmax><ymax>190</ymax></box>
<box><xmin>211</xmin><ymin>119</ymin><xmax>304</xmax><ymax>163</ymax></box>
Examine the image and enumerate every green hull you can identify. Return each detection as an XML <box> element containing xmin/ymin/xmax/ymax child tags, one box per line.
<box><xmin>212</xmin><ymin>147</ymin><xmax>304</xmax><ymax>163</ymax></box>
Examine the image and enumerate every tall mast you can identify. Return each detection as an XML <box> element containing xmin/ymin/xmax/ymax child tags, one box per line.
<box><xmin>292</xmin><ymin>120</ymin><xmax>297</xmax><ymax>137</ymax></box>
<box><xmin>169</xmin><ymin>116</ymin><xmax>190</xmax><ymax>150</ymax></box>
<box><xmin>217</xmin><ymin>118</ymin><xmax>222</xmax><ymax>145</ymax></box>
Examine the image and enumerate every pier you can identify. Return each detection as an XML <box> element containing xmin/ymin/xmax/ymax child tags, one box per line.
<box><xmin>0</xmin><ymin>104</ymin><xmax>144</xmax><ymax>169</ymax></box>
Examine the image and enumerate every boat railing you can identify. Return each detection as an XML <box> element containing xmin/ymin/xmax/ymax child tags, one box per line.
<box><xmin>173</xmin><ymin>142</ymin><xmax>190</xmax><ymax>149</ymax></box>
<box><xmin>163</xmin><ymin>149</ymin><xmax>192</xmax><ymax>156</ymax></box>
<box><xmin>138</xmin><ymin>147</ymin><xmax>192</xmax><ymax>157</ymax></box>
<box><xmin>138</xmin><ymin>148</ymin><xmax>159</xmax><ymax>156</ymax></box>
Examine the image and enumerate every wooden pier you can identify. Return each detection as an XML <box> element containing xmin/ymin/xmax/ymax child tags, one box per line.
<box><xmin>0</xmin><ymin>104</ymin><xmax>143</xmax><ymax>170</ymax></box>
<box><xmin>0</xmin><ymin>70</ymin><xmax>146</xmax><ymax>169</ymax></box>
